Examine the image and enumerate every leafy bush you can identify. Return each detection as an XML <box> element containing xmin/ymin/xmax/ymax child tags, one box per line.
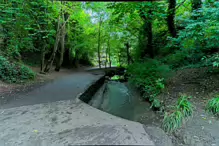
<box><xmin>0</xmin><ymin>56</ymin><xmax>35</xmax><ymax>83</ymax></box>
<box><xmin>162</xmin><ymin>94</ymin><xmax>193</xmax><ymax>132</ymax></box>
<box><xmin>126</xmin><ymin>59</ymin><xmax>171</xmax><ymax>110</ymax></box>
<box><xmin>127</xmin><ymin>59</ymin><xmax>171</xmax><ymax>98</ymax></box>
<box><xmin>206</xmin><ymin>95</ymin><xmax>219</xmax><ymax>116</ymax></box>
<box><xmin>202</xmin><ymin>53</ymin><xmax>219</xmax><ymax>68</ymax></box>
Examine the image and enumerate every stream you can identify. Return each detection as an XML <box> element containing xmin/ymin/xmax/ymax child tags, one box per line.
<box><xmin>87</xmin><ymin>77</ymin><xmax>174</xmax><ymax>146</ymax></box>
<box><xmin>88</xmin><ymin>80</ymin><xmax>163</xmax><ymax>126</ymax></box>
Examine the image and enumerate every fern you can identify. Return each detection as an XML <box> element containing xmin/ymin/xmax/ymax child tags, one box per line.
<box><xmin>206</xmin><ymin>95</ymin><xmax>219</xmax><ymax>116</ymax></box>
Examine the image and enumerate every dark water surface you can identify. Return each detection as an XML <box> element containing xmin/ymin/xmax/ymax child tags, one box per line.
<box><xmin>89</xmin><ymin>81</ymin><xmax>161</xmax><ymax>125</ymax></box>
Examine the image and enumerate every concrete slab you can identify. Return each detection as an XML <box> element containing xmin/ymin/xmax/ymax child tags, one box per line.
<box><xmin>0</xmin><ymin>99</ymin><xmax>154</xmax><ymax>146</ymax></box>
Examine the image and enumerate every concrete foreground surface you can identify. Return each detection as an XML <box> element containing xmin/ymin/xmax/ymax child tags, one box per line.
<box><xmin>0</xmin><ymin>99</ymin><xmax>154</xmax><ymax>146</ymax></box>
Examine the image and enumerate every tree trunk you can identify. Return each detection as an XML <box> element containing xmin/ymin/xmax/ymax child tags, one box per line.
<box><xmin>139</xmin><ymin>2</ymin><xmax>154</xmax><ymax>58</ymax></box>
<box><xmin>167</xmin><ymin>0</ymin><xmax>177</xmax><ymax>37</ymax></box>
<box><xmin>40</xmin><ymin>44</ymin><xmax>46</xmax><ymax>73</ymax></box>
<box><xmin>44</xmin><ymin>16</ymin><xmax>61</xmax><ymax>73</ymax></box>
<box><xmin>107</xmin><ymin>39</ymin><xmax>111</xmax><ymax>68</ymax></box>
<box><xmin>146</xmin><ymin>11</ymin><xmax>154</xmax><ymax>58</ymax></box>
<box><xmin>125</xmin><ymin>42</ymin><xmax>131</xmax><ymax>65</ymax></box>
<box><xmin>55</xmin><ymin>12</ymin><xmax>66</xmax><ymax>72</ymax></box>
<box><xmin>105</xmin><ymin>47</ymin><xmax>107</xmax><ymax>68</ymax></box>
<box><xmin>97</xmin><ymin>16</ymin><xmax>102</xmax><ymax>69</ymax></box>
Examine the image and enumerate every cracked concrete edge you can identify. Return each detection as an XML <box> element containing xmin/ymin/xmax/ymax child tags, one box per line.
<box><xmin>77</xmin><ymin>75</ymin><xmax>105</xmax><ymax>103</ymax></box>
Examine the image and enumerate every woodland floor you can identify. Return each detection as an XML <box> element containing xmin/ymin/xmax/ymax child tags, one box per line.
<box><xmin>156</xmin><ymin>67</ymin><xmax>219</xmax><ymax>146</ymax></box>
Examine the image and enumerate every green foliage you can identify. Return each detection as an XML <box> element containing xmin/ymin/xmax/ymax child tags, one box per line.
<box><xmin>127</xmin><ymin>59</ymin><xmax>171</xmax><ymax>99</ymax></box>
<box><xmin>162</xmin><ymin>110</ymin><xmax>184</xmax><ymax>133</ymax></box>
<box><xmin>206</xmin><ymin>95</ymin><xmax>219</xmax><ymax>116</ymax></box>
<box><xmin>177</xmin><ymin>94</ymin><xmax>193</xmax><ymax>117</ymax></box>
<box><xmin>162</xmin><ymin>94</ymin><xmax>193</xmax><ymax>132</ymax></box>
<box><xmin>0</xmin><ymin>0</ymin><xmax>55</xmax><ymax>57</ymax></box>
<box><xmin>202</xmin><ymin>53</ymin><xmax>219</xmax><ymax>68</ymax></box>
<box><xmin>0</xmin><ymin>56</ymin><xmax>35</xmax><ymax>83</ymax></box>
<box><xmin>127</xmin><ymin>59</ymin><xmax>171</xmax><ymax>110</ymax></box>
<box><xmin>151</xmin><ymin>98</ymin><xmax>161</xmax><ymax>109</ymax></box>
<box><xmin>163</xmin><ymin>1</ymin><xmax>219</xmax><ymax>68</ymax></box>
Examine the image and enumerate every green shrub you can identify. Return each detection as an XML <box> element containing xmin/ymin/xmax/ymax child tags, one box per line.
<box><xmin>0</xmin><ymin>56</ymin><xmax>35</xmax><ymax>83</ymax></box>
<box><xmin>162</xmin><ymin>94</ymin><xmax>193</xmax><ymax>133</ymax></box>
<box><xmin>206</xmin><ymin>95</ymin><xmax>219</xmax><ymax>116</ymax></box>
<box><xmin>127</xmin><ymin>59</ymin><xmax>171</xmax><ymax>99</ymax></box>
<box><xmin>202</xmin><ymin>53</ymin><xmax>219</xmax><ymax>68</ymax></box>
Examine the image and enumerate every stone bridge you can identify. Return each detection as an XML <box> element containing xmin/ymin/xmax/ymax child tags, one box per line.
<box><xmin>85</xmin><ymin>66</ymin><xmax>126</xmax><ymax>76</ymax></box>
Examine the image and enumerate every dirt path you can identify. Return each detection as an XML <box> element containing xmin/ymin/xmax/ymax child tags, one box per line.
<box><xmin>0</xmin><ymin>70</ymin><xmax>103</xmax><ymax>109</ymax></box>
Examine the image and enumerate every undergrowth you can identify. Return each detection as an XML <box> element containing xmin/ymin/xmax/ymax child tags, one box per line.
<box><xmin>206</xmin><ymin>95</ymin><xmax>219</xmax><ymax>116</ymax></box>
<box><xmin>162</xmin><ymin>94</ymin><xmax>193</xmax><ymax>133</ymax></box>
<box><xmin>0</xmin><ymin>56</ymin><xmax>35</xmax><ymax>83</ymax></box>
<box><xmin>126</xmin><ymin>59</ymin><xmax>171</xmax><ymax>109</ymax></box>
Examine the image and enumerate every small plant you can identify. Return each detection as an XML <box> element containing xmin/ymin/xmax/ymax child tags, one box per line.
<box><xmin>177</xmin><ymin>94</ymin><xmax>193</xmax><ymax>118</ymax></box>
<box><xmin>162</xmin><ymin>94</ymin><xmax>193</xmax><ymax>133</ymax></box>
<box><xmin>206</xmin><ymin>95</ymin><xmax>219</xmax><ymax>116</ymax></box>
<box><xmin>150</xmin><ymin>98</ymin><xmax>161</xmax><ymax>109</ymax></box>
<box><xmin>162</xmin><ymin>110</ymin><xmax>184</xmax><ymax>133</ymax></box>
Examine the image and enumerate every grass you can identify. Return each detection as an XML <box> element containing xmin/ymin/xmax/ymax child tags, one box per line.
<box><xmin>206</xmin><ymin>95</ymin><xmax>219</xmax><ymax>116</ymax></box>
<box><xmin>162</xmin><ymin>94</ymin><xmax>193</xmax><ymax>133</ymax></box>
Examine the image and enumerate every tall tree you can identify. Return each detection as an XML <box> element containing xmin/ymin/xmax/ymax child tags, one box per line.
<box><xmin>97</xmin><ymin>15</ymin><xmax>102</xmax><ymax>68</ymax></box>
<box><xmin>139</xmin><ymin>2</ymin><xmax>154</xmax><ymax>58</ymax></box>
<box><xmin>125</xmin><ymin>42</ymin><xmax>131</xmax><ymax>65</ymax></box>
<box><xmin>167</xmin><ymin>0</ymin><xmax>177</xmax><ymax>37</ymax></box>
<box><xmin>55</xmin><ymin>12</ymin><xmax>67</xmax><ymax>71</ymax></box>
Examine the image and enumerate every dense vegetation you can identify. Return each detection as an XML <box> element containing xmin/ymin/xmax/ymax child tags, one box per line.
<box><xmin>1</xmin><ymin>0</ymin><xmax>218</xmax><ymax>132</ymax></box>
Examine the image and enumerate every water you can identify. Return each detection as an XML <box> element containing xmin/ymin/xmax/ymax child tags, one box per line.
<box><xmin>89</xmin><ymin>81</ymin><xmax>161</xmax><ymax>125</ymax></box>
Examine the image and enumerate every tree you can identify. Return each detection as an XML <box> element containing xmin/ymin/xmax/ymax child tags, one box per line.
<box><xmin>139</xmin><ymin>2</ymin><xmax>154</xmax><ymax>58</ymax></box>
<box><xmin>97</xmin><ymin>15</ymin><xmax>102</xmax><ymax>68</ymax></box>
<box><xmin>167</xmin><ymin>0</ymin><xmax>177</xmax><ymax>37</ymax></box>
